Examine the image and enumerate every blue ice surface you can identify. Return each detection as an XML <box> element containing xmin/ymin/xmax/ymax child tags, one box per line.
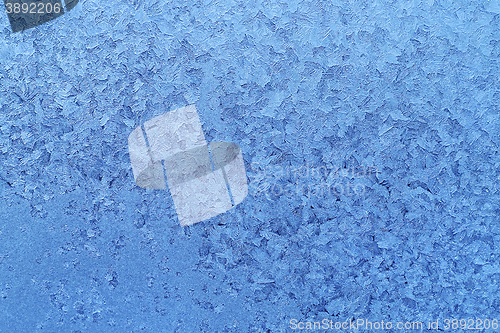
<box><xmin>0</xmin><ymin>0</ymin><xmax>499</xmax><ymax>332</ymax></box>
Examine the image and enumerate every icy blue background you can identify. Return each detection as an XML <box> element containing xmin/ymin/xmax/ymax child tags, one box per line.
<box><xmin>1</xmin><ymin>0</ymin><xmax>500</xmax><ymax>332</ymax></box>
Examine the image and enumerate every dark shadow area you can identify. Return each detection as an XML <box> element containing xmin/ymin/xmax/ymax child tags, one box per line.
<box><xmin>4</xmin><ymin>0</ymin><xmax>79</xmax><ymax>33</ymax></box>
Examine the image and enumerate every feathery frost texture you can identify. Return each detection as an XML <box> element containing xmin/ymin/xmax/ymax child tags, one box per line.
<box><xmin>0</xmin><ymin>0</ymin><xmax>499</xmax><ymax>332</ymax></box>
